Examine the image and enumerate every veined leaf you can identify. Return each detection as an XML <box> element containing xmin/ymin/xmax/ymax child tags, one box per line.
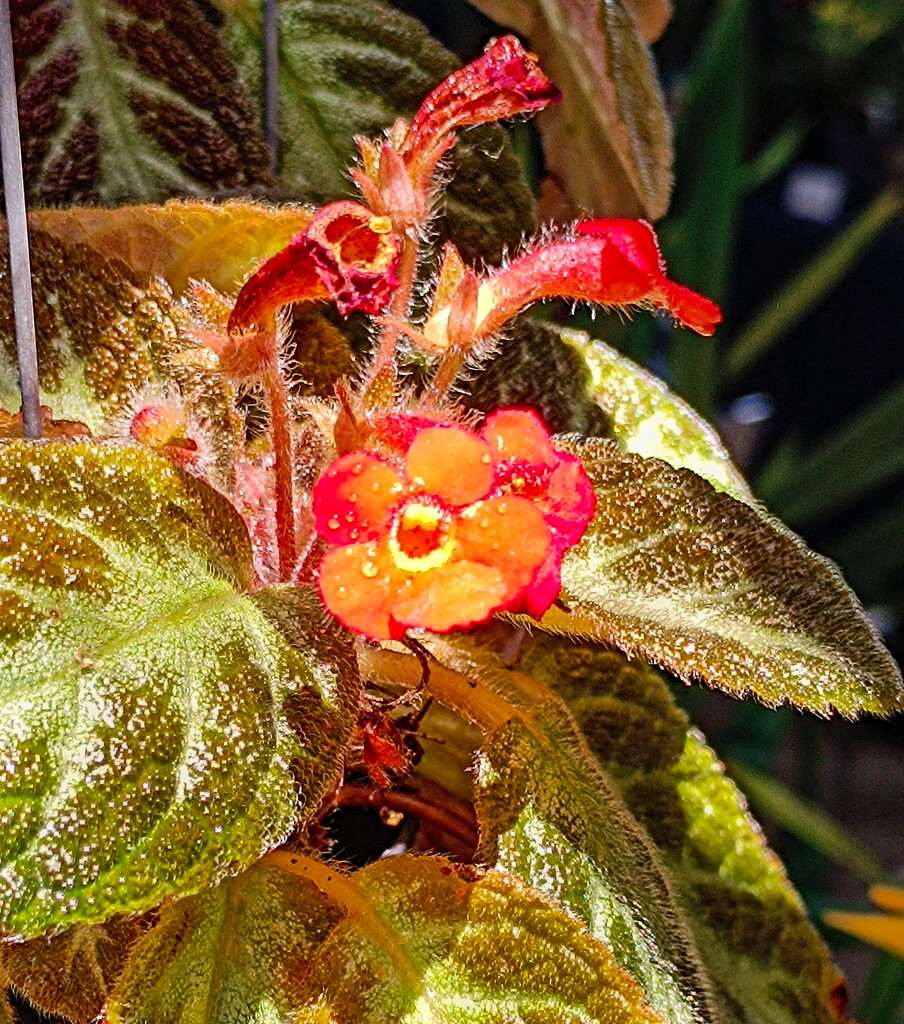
<box><xmin>0</xmin><ymin>228</ymin><xmax>240</xmax><ymax>455</ymax></box>
<box><xmin>518</xmin><ymin>636</ymin><xmax>849</xmax><ymax>1024</ymax></box>
<box><xmin>0</xmin><ymin>915</ymin><xmax>145</xmax><ymax>1023</ymax></box>
<box><xmin>408</xmin><ymin>637</ymin><xmax>717</xmax><ymax>1024</ymax></box>
<box><xmin>109</xmin><ymin>856</ymin><xmax>664</xmax><ymax>1024</ymax></box>
<box><xmin>545</xmin><ymin>438</ymin><xmax>903</xmax><ymax>716</ymax></box>
<box><xmin>463</xmin><ymin>319</ymin><xmax>612</xmax><ymax>437</ymax></box>
<box><xmin>30</xmin><ymin>201</ymin><xmax>313</xmax><ymax>296</ymax></box>
<box><xmin>562</xmin><ymin>327</ymin><xmax>753</xmax><ymax>501</ymax></box>
<box><xmin>0</xmin><ymin>442</ymin><xmax>357</xmax><ymax>938</ymax></box>
<box><xmin>465</xmin><ymin>0</ymin><xmax>673</xmax><ymax>219</ymax></box>
<box><xmin>223</xmin><ymin>0</ymin><xmax>535</xmax><ymax>262</ymax></box>
<box><xmin>12</xmin><ymin>0</ymin><xmax>271</xmax><ymax>205</ymax></box>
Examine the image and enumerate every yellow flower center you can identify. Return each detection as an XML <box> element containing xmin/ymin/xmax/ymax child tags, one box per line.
<box><xmin>389</xmin><ymin>501</ymin><xmax>454</xmax><ymax>573</ymax></box>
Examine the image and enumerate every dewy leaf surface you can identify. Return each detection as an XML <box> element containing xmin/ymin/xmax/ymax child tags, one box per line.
<box><xmin>519</xmin><ymin>636</ymin><xmax>849</xmax><ymax>1024</ymax></box>
<box><xmin>416</xmin><ymin>637</ymin><xmax>714</xmax><ymax>1024</ymax></box>
<box><xmin>110</xmin><ymin>856</ymin><xmax>664</xmax><ymax>1024</ymax></box>
<box><xmin>0</xmin><ymin>442</ymin><xmax>357</xmax><ymax>938</ymax></box>
<box><xmin>12</xmin><ymin>0</ymin><xmax>272</xmax><ymax>205</ymax></box>
<box><xmin>465</xmin><ymin>0</ymin><xmax>673</xmax><ymax>219</ymax></box>
<box><xmin>223</xmin><ymin>0</ymin><xmax>535</xmax><ymax>262</ymax></box>
<box><xmin>547</xmin><ymin>438</ymin><xmax>904</xmax><ymax>716</ymax></box>
<box><xmin>0</xmin><ymin>228</ymin><xmax>238</xmax><ymax>448</ymax></box>
<box><xmin>29</xmin><ymin>201</ymin><xmax>313</xmax><ymax>296</ymax></box>
<box><xmin>561</xmin><ymin>327</ymin><xmax>753</xmax><ymax>502</ymax></box>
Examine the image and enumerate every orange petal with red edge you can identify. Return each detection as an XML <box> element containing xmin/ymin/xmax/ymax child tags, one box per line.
<box><xmin>456</xmin><ymin>495</ymin><xmax>551</xmax><ymax>591</ymax></box>
<box><xmin>392</xmin><ymin>561</ymin><xmax>510</xmax><ymax>633</ymax></box>
<box><xmin>313</xmin><ymin>452</ymin><xmax>405</xmax><ymax>545</ymax></box>
<box><xmin>405</xmin><ymin>426</ymin><xmax>494</xmax><ymax>505</ymax></box>
<box><xmin>483</xmin><ymin>409</ymin><xmax>557</xmax><ymax>468</ymax></box>
<box><xmin>317</xmin><ymin>543</ymin><xmax>402</xmax><ymax>640</ymax></box>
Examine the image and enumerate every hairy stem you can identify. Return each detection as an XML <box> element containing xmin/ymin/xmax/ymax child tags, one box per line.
<box><xmin>262</xmin><ymin>362</ymin><xmax>296</xmax><ymax>581</ymax></box>
<box><xmin>364</xmin><ymin>234</ymin><xmax>419</xmax><ymax>404</ymax></box>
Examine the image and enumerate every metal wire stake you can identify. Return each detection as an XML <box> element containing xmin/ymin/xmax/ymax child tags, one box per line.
<box><xmin>263</xmin><ymin>0</ymin><xmax>279</xmax><ymax>172</ymax></box>
<box><xmin>0</xmin><ymin>0</ymin><xmax>40</xmax><ymax>439</ymax></box>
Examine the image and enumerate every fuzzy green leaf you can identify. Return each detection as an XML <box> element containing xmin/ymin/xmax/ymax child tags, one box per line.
<box><xmin>0</xmin><ymin>442</ymin><xmax>357</xmax><ymax>938</ymax></box>
<box><xmin>517</xmin><ymin>636</ymin><xmax>849</xmax><ymax>1024</ymax></box>
<box><xmin>465</xmin><ymin>0</ymin><xmax>673</xmax><ymax>219</ymax></box>
<box><xmin>545</xmin><ymin>438</ymin><xmax>904</xmax><ymax>715</ymax></box>
<box><xmin>223</xmin><ymin>0</ymin><xmax>535</xmax><ymax>262</ymax></box>
<box><xmin>562</xmin><ymin>327</ymin><xmax>753</xmax><ymax>501</ymax></box>
<box><xmin>12</xmin><ymin>0</ymin><xmax>272</xmax><ymax>205</ymax></box>
<box><xmin>0</xmin><ymin>228</ymin><xmax>241</xmax><ymax>464</ymax></box>
<box><xmin>108</xmin><ymin>856</ymin><xmax>664</xmax><ymax>1024</ymax></box>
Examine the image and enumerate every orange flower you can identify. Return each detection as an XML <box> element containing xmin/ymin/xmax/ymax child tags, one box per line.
<box><xmin>313</xmin><ymin>410</ymin><xmax>595</xmax><ymax>639</ymax></box>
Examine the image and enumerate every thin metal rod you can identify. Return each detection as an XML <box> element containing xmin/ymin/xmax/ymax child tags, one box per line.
<box><xmin>0</xmin><ymin>0</ymin><xmax>40</xmax><ymax>439</ymax></box>
<box><xmin>263</xmin><ymin>0</ymin><xmax>279</xmax><ymax>172</ymax></box>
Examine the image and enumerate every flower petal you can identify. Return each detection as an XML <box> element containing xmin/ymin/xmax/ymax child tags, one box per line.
<box><xmin>313</xmin><ymin>452</ymin><xmax>405</xmax><ymax>545</ymax></box>
<box><xmin>405</xmin><ymin>426</ymin><xmax>494</xmax><ymax>506</ymax></box>
<box><xmin>483</xmin><ymin>409</ymin><xmax>557</xmax><ymax>468</ymax></box>
<box><xmin>317</xmin><ymin>543</ymin><xmax>402</xmax><ymax>640</ymax></box>
<box><xmin>391</xmin><ymin>561</ymin><xmax>510</xmax><ymax>633</ymax></box>
<box><xmin>456</xmin><ymin>496</ymin><xmax>551</xmax><ymax>594</ymax></box>
<box><xmin>539</xmin><ymin>453</ymin><xmax>598</xmax><ymax>546</ymax></box>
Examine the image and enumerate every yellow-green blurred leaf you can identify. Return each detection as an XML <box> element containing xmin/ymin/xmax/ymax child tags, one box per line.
<box><xmin>30</xmin><ymin>200</ymin><xmax>313</xmax><ymax>296</ymax></box>
<box><xmin>563</xmin><ymin>327</ymin><xmax>753</xmax><ymax>501</ymax></box>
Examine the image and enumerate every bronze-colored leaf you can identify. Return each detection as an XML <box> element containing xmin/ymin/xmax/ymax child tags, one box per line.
<box><xmin>0</xmin><ymin>228</ymin><xmax>239</xmax><ymax>468</ymax></box>
<box><xmin>547</xmin><ymin>438</ymin><xmax>904</xmax><ymax>716</ymax></box>
<box><xmin>0</xmin><ymin>916</ymin><xmax>145</xmax><ymax>1024</ymax></box>
<box><xmin>465</xmin><ymin>0</ymin><xmax>673</xmax><ymax>219</ymax></box>
<box><xmin>12</xmin><ymin>0</ymin><xmax>272</xmax><ymax>205</ymax></box>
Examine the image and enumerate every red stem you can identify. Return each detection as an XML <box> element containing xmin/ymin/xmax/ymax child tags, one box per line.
<box><xmin>262</xmin><ymin>362</ymin><xmax>296</xmax><ymax>582</ymax></box>
<box><xmin>364</xmin><ymin>234</ymin><xmax>419</xmax><ymax>402</ymax></box>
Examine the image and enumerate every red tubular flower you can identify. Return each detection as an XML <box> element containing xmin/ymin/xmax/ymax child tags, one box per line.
<box><xmin>388</xmin><ymin>35</ymin><xmax>561</xmax><ymax>207</ymax></box>
<box><xmin>227</xmin><ymin>200</ymin><xmax>400</xmax><ymax>335</ymax></box>
<box><xmin>313</xmin><ymin>409</ymin><xmax>595</xmax><ymax>639</ymax></box>
<box><xmin>423</xmin><ymin>218</ymin><xmax>722</xmax><ymax>351</ymax></box>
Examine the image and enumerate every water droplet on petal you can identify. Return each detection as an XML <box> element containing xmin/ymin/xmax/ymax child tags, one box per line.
<box><xmin>327</xmin><ymin>517</ymin><xmax>340</xmax><ymax>530</ymax></box>
<box><xmin>345</xmin><ymin>513</ymin><xmax>356</xmax><ymax>523</ymax></box>
<box><xmin>361</xmin><ymin>561</ymin><xmax>379</xmax><ymax>578</ymax></box>
<box><xmin>496</xmin><ymin>502</ymin><xmax>508</xmax><ymax>514</ymax></box>
<box><xmin>481</xmin><ymin>453</ymin><xmax>491</xmax><ymax>464</ymax></box>
<box><xmin>479</xmin><ymin>519</ymin><xmax>489</xmax><ymax>529</ymax></box>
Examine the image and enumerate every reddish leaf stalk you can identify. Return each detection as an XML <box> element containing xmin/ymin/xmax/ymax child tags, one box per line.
<box><xmin>261</xmin><ymin>362</ymin><xmax>296</xmax><ymax>581</ymax></box>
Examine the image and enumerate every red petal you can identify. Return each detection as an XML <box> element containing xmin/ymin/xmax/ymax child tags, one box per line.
<box><xmin>317</xmin><ymin>543</ymin><xmax>403</xmax><ymax>640</ymax></box>
<box><xmin>483</xmin><ymin>409</ymin><xmax>557</xmax><ymax>468</ymax></box>
<box><xmin>313</xmin><ymin>452</ymin><xmax>405</xmax><ymax>545</ymax></box>
<box><xmin>576</xmin><ymin>218</ymin><xmax>664</xmax><ymax>276</ymax></box>
<box><xmin>657</xmin><ymin>281</ymin><xmax>723</xmax><ymax>336</ymax></box>
<box><xmin>391</xmin><ymin>562</ymin><xmax>510</xmax><ymax>633</ymax></box>
<box><xmin>402</xmin><ymin>35</ymin><xmax>560</xmax><ymax>187</ymax></box>
<box><xmin>405</xmin><ymin>426</ymin><xmax>494</xmax><ymax>505</ymax></box>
